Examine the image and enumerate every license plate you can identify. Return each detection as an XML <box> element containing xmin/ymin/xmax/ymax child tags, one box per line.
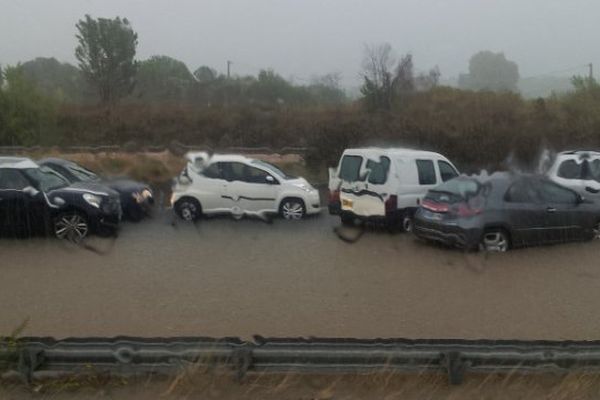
<box><xmin>341</xmin><ymin>199</ymin><xmax>353</xmax><ymax>209</ymax></box>
<box><xmin>422</xmin><ymin>210</ymin><xmax>443</xmax><ymax>220</ymax></box>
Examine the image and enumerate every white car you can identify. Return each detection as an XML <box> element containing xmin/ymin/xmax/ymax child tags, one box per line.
<box><xmin>547</xmin><ymin>150</ymin><xmax>600</xmax><ymax>196</ymax></box>
<box><xmin>171</xmin><ymin>152</ymin><xmax>321</xmax><ymax>221</ymax></box>
<box><xmin>328</xmin><ymin>148</ymin><xmax>459</xmax><ymax>230</ymax></box>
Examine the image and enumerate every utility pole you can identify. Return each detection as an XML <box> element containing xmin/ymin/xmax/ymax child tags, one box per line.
<box><xmin>589</xmin><ymin>63</ymin><xmax>594</xmax><ymax>81</ymax></box>
<box><xmin>227</xmin><ymin>60</ymin><xmax>232</xmax><ymax>79</ymax></box>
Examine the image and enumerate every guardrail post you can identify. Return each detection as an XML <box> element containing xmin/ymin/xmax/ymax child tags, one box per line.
<box><xmin>17</xmin><ymin>348</ymin><xmax>44</xmax><ymax>384</ymax></box>
<box><xmin>443</xmin><ymin>351</ymin><xmax>466</xmax><ymax>385</ymax></box>
<box><xmin>232</xmin><ymin>347</ymin><xmax>253</xmax><ymax>381</ymax></box>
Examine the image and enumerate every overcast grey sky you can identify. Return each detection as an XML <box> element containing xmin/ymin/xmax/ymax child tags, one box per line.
<box><xmin>1</xmin><ymin>0</ymin><xmax>598</xmax><ymax>86</ymax></box>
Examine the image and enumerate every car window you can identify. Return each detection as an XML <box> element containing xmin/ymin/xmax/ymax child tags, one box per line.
<box><xmin>221</xmin><ymin>162</ymin><xmax>246</xmax><ymax>181</ymax></box>
<box><xmin>22</xmin><ymin>167</ymin><xmax>69</xmax><ymax>192</ymax></box>
<box><xmin>366</xmin><ymin>156</ymin><xmax>390</xmax><ymax>185</ymax></box>
<box><xmin>244</xmin><ymin>165</ymin><xmax>272</xmax><ymax>184</ymax></box>
<box><xmin>587</xmin><ymin>159</ymin><xmax>600</xmax><ymax>182</ymax></box>
<box><xmin>251</xmin><ymin>160</ymin><xmax>292</xmax><ymax>179</ymax></box>
<box><xmin>0</xmin><ymin>169</ymin><xmax>30</xmax><ymax>190</ymax></box>
<box><xmin>438</xmin><ymin>160</ymin><xmax>458</xmax><ymax>182</ymax></box>
<box><xmin>506</xmin><ymin>180</ymin><xmax>540</xmax><ymax>203</ymax></box>
<box><xmin>557</xmin><ymin>159</ymin><xmax>583</xmax><ymax>179</ymax></box>
<box><xmin>202</xmin><ymin>163</ymin><xmax>223</xmax><ymax>179</ymax></box>
<box><xmin>339</xmin><ymin>155</ymin><xmax>363</xmax><ymax>181</ymax></box>
<box><xmin>538</xmin><ymin>180</ymin><xmax>578</xmax><ymax>204</ymax></box>
<box><xmin>416</xmin><ymin>159</ymin><xmax>436</xmax><ymax>185</ymax></box>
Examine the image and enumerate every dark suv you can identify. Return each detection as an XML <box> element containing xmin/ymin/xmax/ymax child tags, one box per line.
<box><xmin>0</xmin><ymin>157</ymin><xmax>121</xmax><ymax>241</ymax></box>
<box><xmin>39</xmin><ymin>158</ymin><xmax>153</xmax><ymax>221</ymax></box>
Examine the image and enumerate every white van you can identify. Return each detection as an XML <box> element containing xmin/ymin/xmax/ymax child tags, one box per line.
<box><xmin>328</xmin><ymin>148</ymin><xmax>459</xmax><ymax>230</ymax></box>
<box><xmin>546</xmin><ymin>150</ymin><xmax>600</xmax><ymax>197</ymax></box>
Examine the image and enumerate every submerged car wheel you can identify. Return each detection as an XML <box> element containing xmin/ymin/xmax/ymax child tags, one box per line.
<box><xmin>175</xmin><ymin>198</ymin><xmax>201</xmax><ymax>222</ymax></box>
<box><xmin>340</xmin><ymin>213</ymin><xmax>355</xmax><ymax>226</ymax></box>
<box><xmin>402</xmin><ymin>214</ymin><xmax>413</xmax><ymax>232</ymax></box>
<box><xmin>54</xmin><ymin>212</ymin><xmax>89</xmax><ymax>243</ymax></box>
<box><xmin>593</xmin><ymin>222</ymin><xmax>600</xmax><ymax>240</ymax></box>
<box><xmin>479</xmin><ymin>229</ymin><xmax>509</xmax><ymax>252</ymax></box>
<box><xmin>280</xmin><ymin>198</ymin><xmax>305</xmax><ymax>220</ymax></box>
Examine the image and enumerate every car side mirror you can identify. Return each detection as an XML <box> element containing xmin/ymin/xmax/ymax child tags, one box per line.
<box><xmin>265</xmin><ymin>175</ymin><xmax>276</xmax><ymax>184</ymax></box>
<box><xmin>23</xmin><ymin>186</ymin><xmax>40</xmax><ymax>197</ymax></box>
<box><xmin>576</xmin><ymin>194</ymin><xmax>585</xmax><ymax>204</ymax></box>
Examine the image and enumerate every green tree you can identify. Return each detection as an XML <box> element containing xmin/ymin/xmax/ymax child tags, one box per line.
<box><xmin>75</xmin><ymin>15</ymin><xmax>138</xmax><ymax>105</ymax></box>
<box><xmin>0</xmin><ymin>66</ymin><xmax>57</xmax><ymax>145</ymax></box>
<box><xmin>134</xmin><ymin>55</ymin><xmax>194</xmax><ymax>102</ymax></box>
<box><xmin>20</xmin><ymin>57</ymin><xmax>89</xmax><ymax>102</ymax></box>
<box><xmin>459</xmin><ymin>51</ymin><xmax>519</xmax><ymax>92</ymax></box>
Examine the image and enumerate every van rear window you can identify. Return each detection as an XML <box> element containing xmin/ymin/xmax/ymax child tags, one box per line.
<box><xmin>366</xmin><ymin>156</ymin><xmax>390</xmax><ymax>184</ymax></box>
<box><xmin>339</xmin><ymin>155</ymin><xmax>363</xmax><ymax>181</ymax></box>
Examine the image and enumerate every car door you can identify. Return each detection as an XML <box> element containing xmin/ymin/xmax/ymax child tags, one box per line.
<box><xmin>0</xmin><ymin>169</ymin><xmax>45</xmax><ymax>237</ymax></box>
<box><xmin>237</xmin><ymin>163</ymin><xmax>278</xmax><ymax>213</ymax></box>
<box><xmin>195</xmin><ymin>162</ymin><xmax>229</xmax><ymax>212</ymax></box>
<box><xmin>220</xmin><ymin>162</ymin><xmax>276</xmax><ymax>213</ymax></box>
<box><xmin>503</xmin><ymin>178</ymin><xmax>547</xmax><ymax>246</ymax></box>
<box><xmin>536</xmin><ymin>179</ymin><xmax>584</xmax><ymax>243</ymax></box>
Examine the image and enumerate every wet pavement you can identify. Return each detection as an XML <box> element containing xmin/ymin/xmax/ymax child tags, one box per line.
<box><xmin>1</xmin><ymin>211</ymin><xmax>599</xmax><ymax>340</ymax></box>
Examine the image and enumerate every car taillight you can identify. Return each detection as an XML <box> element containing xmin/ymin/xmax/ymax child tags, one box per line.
<box><xmin>329</xmin><ymin>190</ymin><xmax>340</xmax><ymax>204</ymax></box>
<box><xmin>421</xmin><ymin>199</ymin><xmax>449</xmax><ymax>213</ymax></box>
<box><xmin>453</xmin><ymin>202</ymin><xmax>482</xmax><ymax>217</ymax></box>
<box><xmin>385</xmin><ymin>195</ymin><xmax>397</xmax><ymax>215</ymax></box>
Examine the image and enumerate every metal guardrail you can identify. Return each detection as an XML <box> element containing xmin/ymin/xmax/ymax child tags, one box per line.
<box><xmin>3</xmin><ymin>336</ymin><xmax>600</xmax><ymax>384</ymax></box>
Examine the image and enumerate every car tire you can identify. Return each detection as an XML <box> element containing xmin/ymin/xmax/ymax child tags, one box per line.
<box><xmin>175</xmin><ymin>198</ymin><xmax>202</xmax><ymax>222</ymax></box>
<box><xmin>402</xmin><ymin>214</ymin><xmax>413</xmax><ymax>233</ymax></box>
<box><xmin>127</xmin><ymin>205</ymin><xmax>144</xmax><ymax>222</ymax></box>
<box><xmin>593</xmin><ymin>221</ymin><xmax>600</xmax><ymax>240</ymax></box>
<box><xmin>280</xmin><ymin>198</ymin><xmax>306</xmax><ymax>220</ymax></box>
<box><xmin>479</xmin><ymin>229</ymin><xmax>510</xmax><ymax>252</ymax></box>
<box><xmin>340</xmin><ymin>213</ymin><xmax>355</xmax><ymax>226</ymax></box>
<box><xmin>54</xmin><ymin>211</ymin><xmax>90</xmax><ymax>243</ymax></box>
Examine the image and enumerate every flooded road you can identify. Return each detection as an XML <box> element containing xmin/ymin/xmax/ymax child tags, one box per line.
<box><xmin>1</xmin><ymin>211</ymin><xmax>599</xmax><ymax>340</ymax></box>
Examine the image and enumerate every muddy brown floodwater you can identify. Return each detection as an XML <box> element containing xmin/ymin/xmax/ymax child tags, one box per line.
<box><xmin>1</xmin><ymin>211</ymin><xmax>600</xmax><ymax>340</ymax></box>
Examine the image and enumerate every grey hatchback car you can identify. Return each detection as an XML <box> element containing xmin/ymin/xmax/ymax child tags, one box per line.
<box><xmin>413</xmin><ymin>172</ymin><xmax>600</xmax><ymax>251</ymax></box>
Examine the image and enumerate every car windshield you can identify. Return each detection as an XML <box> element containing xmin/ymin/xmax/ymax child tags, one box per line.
<box><xmin>22</xmin><ymin>167</ymin><xmax>69</xmax><ymax>191</ymax></box>
<box><xmin>251</xmin><ymin>159</ymin><xmax>294</xmax><ymax>179</ymax></box>
<box><xmin>66</xmin><ymin>163</ymin><xmax>100</xmax><ymax>181</ymax></box>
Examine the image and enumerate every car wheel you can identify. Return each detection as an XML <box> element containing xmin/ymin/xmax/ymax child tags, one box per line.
<box><xmin>175</xmin><ymin>198</ymin><xmax>201</xmax><ymax>222</ymax></box>
<box><xmin>402</xmin><ymin>214</ymin><xmax>413</xmax><ymax>232</ymax></box>
<box><xmin>54</xmin><ymin>211</ymin><xmax>90</xmax><ymax>243</ymax></box>
<box><xmin>280</xmin><ymin>198</ymin><xmax>305</xmax><ymax>220</ymax></box>
<box><xmin>479</xmin><ymin>229</ymin><xmax>509</xmax><ymax>252</ymax></box>
<box><xmin>340</xmin><ymin>214</ymin><xmax>355</xmax><ymax>226</ymax></box>
<box><xmin>593</xmin><ymin>221</ymin><xmax>600</xmax><ymax>240</ymax></box>
<box><xmin>127</xmin><ymin>205</ymin><xmax>144</xmax><ymax>222</ymax></box>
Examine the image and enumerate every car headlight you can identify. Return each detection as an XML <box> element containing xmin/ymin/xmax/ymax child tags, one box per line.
<box><xmin>133</xmin><ymin>189</ymin><xmax>153</xmax><ymax>203</ymax></box>
<box><xmin>83</xmin><ymin>193</ymin><xmax>102</xmax><ymax>209</ymax></box>
<box><xmin>294</xmin><ymin>183</ymin><xmax>315</xmax><ymax>193</ymax></box>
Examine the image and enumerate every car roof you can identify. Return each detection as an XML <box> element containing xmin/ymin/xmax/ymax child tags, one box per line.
<box><xmin>557</xmin><ymin>150</ymin><xmax>600</xmax><ymax>158</ymax></box>
<box><xmin>37</xmin><ymin>157</ymin><xmax>75</xmax><ymax>166</ymax></box>
<box><xmin>461</xmin><ymin>171</ymin><xmax>556</xmax><ymax>186</ymax></box>
<box><xmin>0</xmin><ymin>157</ymin><xmax>39</xmax><ymax>169</ymax></box>
<box><xmin>186</xmin><ymin>152</ymin><xmax>255</xmax><ymax>164</ymax></box>
<box><xmin>342</xmin><ymin>147</ymin><xmax>448</xmax><ymax>159</ymax></box>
